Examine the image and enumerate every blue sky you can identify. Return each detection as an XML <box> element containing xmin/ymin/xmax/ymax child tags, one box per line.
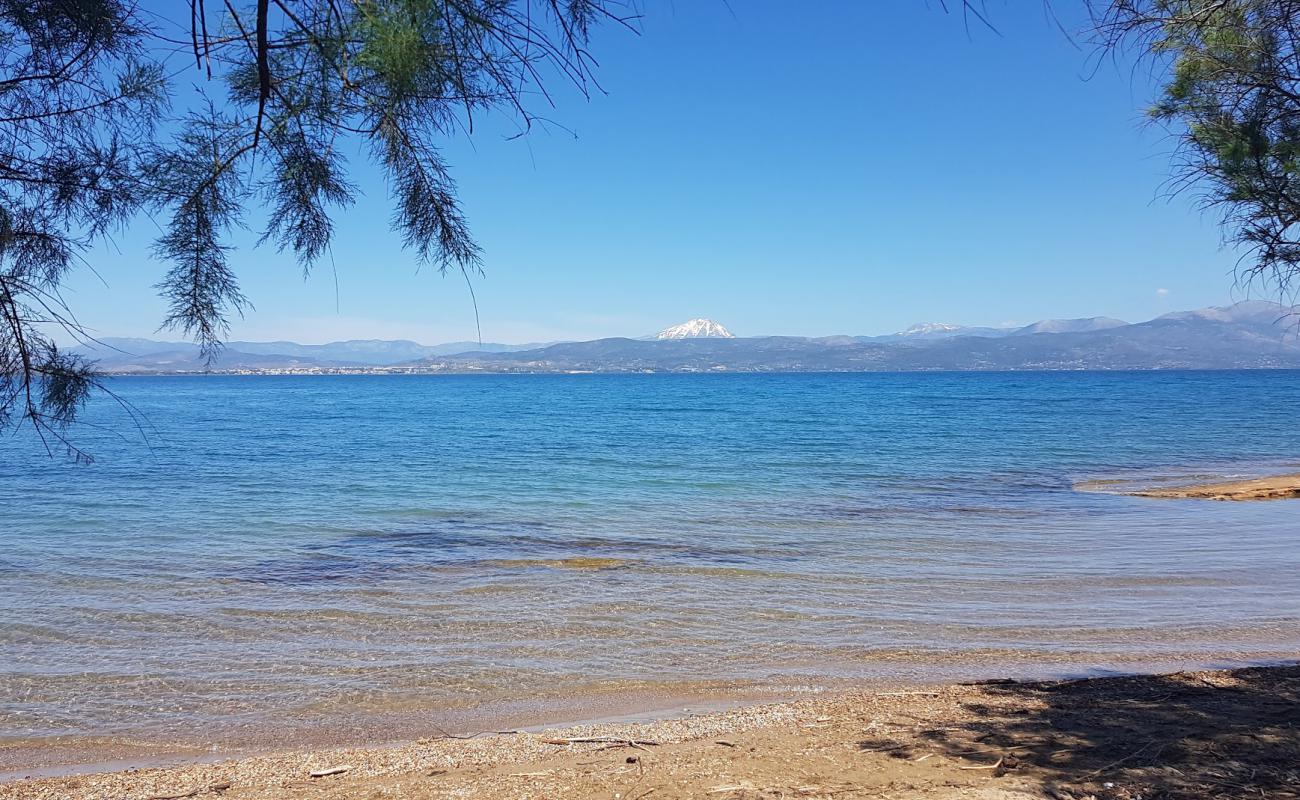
<box><xmin>63</xmin><ymin>2</ymin><xmax>1257</xmax><ymax>344</ymax></box>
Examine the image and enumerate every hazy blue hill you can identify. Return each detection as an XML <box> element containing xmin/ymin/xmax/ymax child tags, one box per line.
<box><xmin>77</xmin><ymin>344</ymin><xmax>368</xmax><ymax>373</ymax></box>
<box><xmin>1154</xmin><ymin>299</ymin><xmax>1293</xmax><ymax>331</ymax></box>
<box><xmin>860</xmin><ymin>316</ymin><xmax>1127</xmax><ymax>343</ymax></box>
<box><xmin>1011</xmin><ymin>317</ymin><xmax>1129</xmax><ymax>335</ymax></box>
<box><xmin>863</xmin><ymin>303</ymin><xmax>1300</xmax><ymax>370</ymax></box>
<box><xmin>224</xmin><ymin>339</ymin><xmax>549</xmax><ymax>361</ymax></box>
<box><xmin>451</xmin><ymin>336</ymin><xmax>893</xmax><ymax>372</ymax></box>
<box><xmin>422</xmin><ymin>301</ymin><xmax>1300</xmax><ymax>372</ymax></box>
<box><xmin>75</xmin><ymin>336</ymin><xmax>551</xmax><ymax>371</ymax></box>
<box><xmin>862</xmin><ymin>324</ymin><xmax>1015</xmax><ymax>342</ymax></box>
<box><xmin>86</xmin><ymin>337</ymin><xmax>203</xmax><ymax>356</ymax></box>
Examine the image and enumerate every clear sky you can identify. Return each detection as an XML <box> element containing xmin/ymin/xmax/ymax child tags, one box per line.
<box><xmin>61</xmin><ymin>2</ymin><xmax>1262</xmax><ymax>345</ymax></box>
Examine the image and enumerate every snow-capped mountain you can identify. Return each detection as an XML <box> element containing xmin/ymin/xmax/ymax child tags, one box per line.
<box><xmin>656</xmin><ymin>319</ymin><xmax>735</xmax><ymax>339</ymax></box>
<box><xmin>901</xmin><ymin>322</ymin><xmax>963</xmax><ymax>336</ymax></box>
<box><xmin>883</xmin><ymin>322</ymin><xmax>1012</xmax><ymax>341</ymax></box>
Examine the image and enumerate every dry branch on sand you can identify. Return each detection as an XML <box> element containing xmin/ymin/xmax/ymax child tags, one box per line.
<box><xmin>308</xmin><ymin>765</ymin><xmax>351</xmax><ymax>778</ymax></box>
<box><xmin>540</xmin><ymin>736</ymin><xmax>661</xmax><ymax>750</ymax></box>
<box><xmin>145</xmin><ymin>782</ymin><xmax>231</xmax><ymax>800</ymax></box>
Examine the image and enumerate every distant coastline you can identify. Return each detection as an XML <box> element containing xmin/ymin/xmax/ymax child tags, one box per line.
<box><xmin>79</xmin><ymin>301</ymin><xmax>1300</xmax><ymax>374</ymax></box>
<box><xmin>97</xmin><ymin>365</ymin><xmax>1300</xmax><ymax>376</ymax></box>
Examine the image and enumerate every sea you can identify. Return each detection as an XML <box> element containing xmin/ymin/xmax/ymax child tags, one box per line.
<box><xmin>2</xmin><ymin>372</ymin><xmax>1299</xmax><ymax>772</ymax></box>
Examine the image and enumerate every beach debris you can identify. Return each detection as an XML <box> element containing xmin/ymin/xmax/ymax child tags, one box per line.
<box><xmin>707</xmin><ymin>783</ymin><xmax>755</xmax><ymax>795</ymax></box>
<box><xmin>540</xmin><ymin>736</ymin><xmax>660</xmax><ymax>750</ymax></box>
<box><xmin>145</xmin><ymin>783</ymin><xmax>232</xmax><ymax>800</ymax></box>
<box><xmin>1087</xmin><ymin>740</ymin><xmax>1161</xmax><ymax>776</ymax></box>
<box><xmin>794</xmin><ymin>785</ymin><xmax>857</xmax><ymax>796</ymax></box>
<box><xmin>429</xmin><ymin>723</ymin><xmax>490</xmax><ymax>740</ymax></box>
<box><xmin>309</xmin><ymin>765</ymin><xmax>352</xmax><ymax>778</ymax></box>
<box><xmin>859</xmin><ymin>742</ymin><xmax>910</xmax><ymax>754</ymax></box>
<box><xmin>957</xmin><ymin>756</ymin><xmax>1005</xmax><ymax>776</ymax></box>
<box><xmin>714</xmin><ymin>739</ymin><xmax>736</xmax><ymax>747</ymax></box>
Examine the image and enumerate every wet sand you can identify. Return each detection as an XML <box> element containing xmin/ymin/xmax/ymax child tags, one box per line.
<box><xmin>1127</xmin><ymin>473</ymin><xmax>1300</xmax><ymax>501</ymax></box>
<box><xmin>4</xmin><ymin>664</ymin><xmax>1297</xmax><ymax>800</ymax></box>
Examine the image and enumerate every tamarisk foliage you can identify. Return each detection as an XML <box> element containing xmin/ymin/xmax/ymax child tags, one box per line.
<box><xmin>0</xmin><ymin>0</ymin><xmax>634</xmax><ymax>458</ymax></box>
<box><xmin>1097</xmin><ymin>1</ymin><xmax>1300</xmax><ymax>294</ymax></box>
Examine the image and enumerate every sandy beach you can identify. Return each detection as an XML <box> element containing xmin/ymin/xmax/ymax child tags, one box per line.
<box><xmin>1125</xmin><ymin>473</ymin><xmax>1300</xmax><ymax>501</ymax></box>
<box><xmin>3</xmin><ymin>664</ymin><xmax>1296</xmax><ymax>800</ymax></box>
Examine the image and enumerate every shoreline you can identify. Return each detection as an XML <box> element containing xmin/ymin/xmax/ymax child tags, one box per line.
<box><xmin>1125</xmin><ymin>472</ymin><xmax>1300</xmax><ymax>501</ymax></box>
<box><xmin>4</xmin><ymin>663</ymin><xmax>1298</xmax><ymax>800</ymax></box>
<box><xmin>0</xmin><ymin>686</ymin><xmax>786</xmax><ymax>783</ymax></box>
<box><xmin>1075</xmin><ymin>469</ymin><xmax>1300</xmax><ymax>500</ymax></box>
<box><xmin>9</xmin><ymin>653</ymin><xmax>1296</xmax><ymax>781</ymax></box>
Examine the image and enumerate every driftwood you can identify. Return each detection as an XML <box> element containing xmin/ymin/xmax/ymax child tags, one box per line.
<box><xmin>1086</xmin><ymin>741</ymin><xmax>1161</xmax><ymax>777</ymax></box>
<box><xmin>860</xmin><ymin>743</ymin><xmax>911</xmax><ymax>754</ymax></box>
<box><xmin>146</xmin><ymin>782</ymin><xmax>232</xmax><ymax>800</ymax></box>
<box><xmin>958</xmin><ymin>756</ymin><xmax>1016</xmax><ymax>777</ymax></box>
<box><xmin>707</xmin><ymin>785</ymin><xmax>754</xmax><ymax>794</ymax></box>
<box><xmin>540</xmin><ymin>736</ymin><xmax>660</xmax><ymax>749</ymax></box>
<box><xmin>309</xmin><ymin>765</ymin><xmax>352</xmax><ymax>778</ymax></box>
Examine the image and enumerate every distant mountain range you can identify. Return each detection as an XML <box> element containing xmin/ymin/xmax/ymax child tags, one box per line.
<box><xmin>74</xmin><ymin>336</ymin><xmax>552</xmax><ymax>372</ymax></box>
<box><xmin>872</xmin><ymin>315</ymin><xmax>1130</xmax><ymax>341</ymax></box>
<box><xmin>75</xmin><ymin>301</ymin><xmax>1300</xmax><ymax>374</ymax></box>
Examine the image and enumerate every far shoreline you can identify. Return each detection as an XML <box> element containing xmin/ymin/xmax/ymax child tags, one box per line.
<box><xmin>95</xmin><ymin>367</ymin><xmax>1300</xmax><ymax>377</ymax></box>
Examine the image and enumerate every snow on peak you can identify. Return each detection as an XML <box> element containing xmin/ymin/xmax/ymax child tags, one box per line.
<box><xmin>900</xmin><ymin>322</ymin><xmax>962</xmax><ymax>336</ymax></box>
<box><xmin>656</xmin><ymin>318</ymin><xmax>735</xmax><ymax>339</ymax></box>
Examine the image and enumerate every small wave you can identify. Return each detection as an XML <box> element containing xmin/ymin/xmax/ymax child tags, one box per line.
<box><xmin>490</xmin><ymin>557</ymin><xmax>631</xmax><ymax>571</ymax></box>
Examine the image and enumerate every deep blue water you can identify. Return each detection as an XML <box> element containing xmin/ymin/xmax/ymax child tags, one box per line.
<box><xmin>2</xmin><ymin>372</ymin><xmax>1299</xmax><ymax>763</ymax></box>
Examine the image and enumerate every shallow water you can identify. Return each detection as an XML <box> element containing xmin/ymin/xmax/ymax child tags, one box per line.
<box><xmin>2</xmin><ymin>372</ymin><xmax>1299</xmax><ymax>767</ymax></box>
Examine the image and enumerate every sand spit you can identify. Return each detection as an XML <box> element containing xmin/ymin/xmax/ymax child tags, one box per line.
<box><xmin>1126</xmin><ymin>473</ymin><xmax>1300</xmax><ymax>501</ymax></box>
<box><xmin>3</xmin><ymin>665</ymin><xmax>1298</xmax><ymax>800</ymax></box>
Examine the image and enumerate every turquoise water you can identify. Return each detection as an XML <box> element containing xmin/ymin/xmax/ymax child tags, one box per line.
<box><xmin>2</xmin><ymin>372</ymin><xmax>1300</xmax><ymax>766</ymax></box>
